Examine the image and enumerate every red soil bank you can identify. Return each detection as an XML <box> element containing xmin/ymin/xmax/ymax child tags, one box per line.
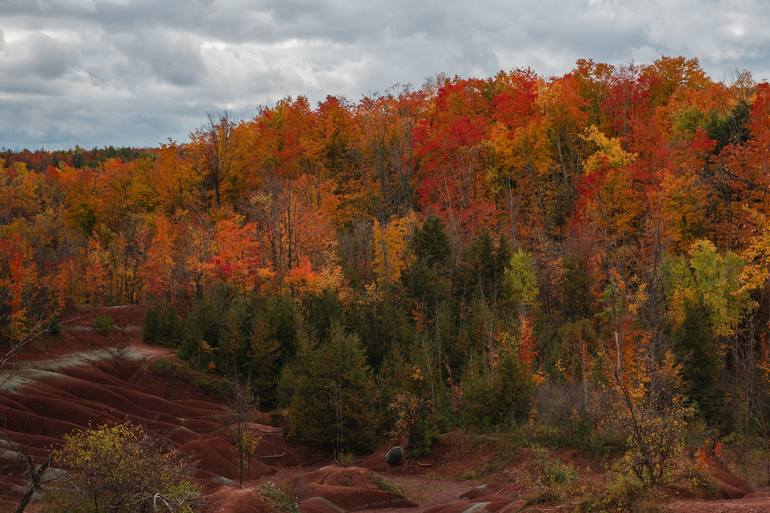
<box><xmin>279</xmin><ymin>466</ymin><xmax>417</xmax><ymax>512</ymax></box>
<box><xmin>204</xmin><ymin>486</ymin><xmax>278</xmax><ymax>513</ymax></box>
<box><xmin>0</xmin><ymin>307</ymin><xmax>305</xmax><ymax>509</ymax></box>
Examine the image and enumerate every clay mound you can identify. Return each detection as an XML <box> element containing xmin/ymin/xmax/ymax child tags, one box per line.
<box><xmin>424</xmin><ymin>498</ymin><xmax>524</xmax><ymax>513</ymax></box>
<box><xmin>419</xmin><ymin>481</ymin><xmax>530</xmax><ymax>513</ymax></box>
<box><xmin>204</xmin><ymin>486</ymin><xmax>277</xmax><ymax>513</ymax></box>
<box><xmin>299</xmin><ymin>496</ymin><xmax>346</xmax><ymax>513</ymax></box>
<box><xmin>702</xmin><ymin>456</ymin><xmax>753</xmax><ymax>499</ymax></box>
<box><xmin>283</xmin><ymin>466</ymin><xmax>383</xmax><ymax>490</ymax></box>
<box><xmin>359</xmin><ymin>445</ymin><xmax>390</xmax><ymax>472</ymax></box>
<box><xmin>460</xmin><ymin>484</ymin><xmax>508</xmax><ymax>500</ymax></box>
<box><xmin>13</xmin><ymin>306</ymin><xmax>145</xmax><ymax>365</ymax></box>
<box><xmin>280</xmin><ymin>466</ymin><xmax>417</xmax><ymax>512</ymax></box>
<box><xmin>303</xmin><ymin>483</ymin><xmax>417</xmax><ymax>511</ymax></box>
<box><xmin>180</xmin><ymin>436</ymin><xmax>274</xmax><ymax>480</ymax></box>
<box><xmin>0</xmin><ymin>341</ymin><xmax>303</xmax><ymax>504</ymax></box>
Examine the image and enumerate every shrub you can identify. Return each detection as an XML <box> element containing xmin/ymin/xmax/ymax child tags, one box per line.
<box><xmin>387</xmin><ymin>391</ymin><xmax>439</xmax><ymax>457</ymax></box>
<box><xmin>150</xmin><ymin>358</ymin><xmax>232</xmax><ymax>399</ymax></box>
<box><xmin>93</xmin><ymin>314</ymin><xmax>114</xmax><ymax>335</ymax></box>
<box><xmin>46</xmin><ymin>315</ymin><xmax>61</xmax><ymax>335</ymax></box>
<box><xmin>460</xmin><ymin>348</ymin><xmax>533</xmax><ymax>430</ymax></box>
<box><xmin>48</xmin><ymin>422</ymin><xmax>199</xmax><ymax>513</ymax></box>
<box><xmin>258</xmin><ymin>482</ymin><xmax>298</xmax><ymax>513</ymax></box>
<box><xmin>618</xmin><ymin>352</ymin><xmax>695</xmax><ymax>485</ymax></box>
<box><xmin>576</xmin><ymin>471</ymin><xmax>646</xmax><ymax>513</ymax></box>
<box><xmin>143</xmin><ymin>303</ymin><xmax>182</xmax><ymax>347</ymax></box>
<box><xmin>532</xmin><ymin>448</ymin><xmax>578</xmax><ymax>489</ymax></box>
<box><xmin>534</xmin><ymin>381</ymin><xmax>622</xmax><ymax>451</ymax></box>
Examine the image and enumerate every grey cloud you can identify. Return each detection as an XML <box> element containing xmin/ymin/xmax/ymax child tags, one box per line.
<box><xmin>0</xmin><ymin>32</ymin><xmax>79</xmax><ymax>79</ymax></box>
<box><xmin>113</xmin><ymin>29</ymin><xmax>205</xmax><ymax>86</ymax></box>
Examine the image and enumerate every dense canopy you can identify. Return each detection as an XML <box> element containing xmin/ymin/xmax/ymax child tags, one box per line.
<box><xmin>2</xmin><ymin>57</ymin><xmax>769</xmax><ymax>458</ymax></box>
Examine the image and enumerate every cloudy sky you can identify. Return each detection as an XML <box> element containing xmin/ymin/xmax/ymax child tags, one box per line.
<box><xmin>1</xmin><ymin>0</ymin><xmax>769</xmax><ymax>149</ymax></box>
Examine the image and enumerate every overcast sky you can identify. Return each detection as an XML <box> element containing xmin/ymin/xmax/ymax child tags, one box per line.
<box><xmin>1</xmin><ymin>0</ymin><xmax>769</xmax><ymax>149</ymax></box>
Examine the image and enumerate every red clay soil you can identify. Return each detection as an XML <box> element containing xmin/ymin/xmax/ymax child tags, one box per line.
<box><xmin>360</xmin><ymin>431</ymin><xmax>769</xmax><ymax>513</ymax></box>
<box><xmin>666</xmin><ymin>492</ymin><xmax>770</xmax><ymax>513</ymax></box>
<box><xmin>361</xmin><ymin>432</ymin><xmax>483</xmax><ymax>476</ymax></box>
<box><xmin>204</xmin><ymin>486</ymin><xmax>279</xmax><ymax>513</ymax></box>
<box><xmin>278</xmin><ymin>466</ymin><xmax>418</xmax><ymax>512</ymax></box>
<box><xmin>702</xmin><ymin>455</ymin><xmax>755</xmax><ymax>499</ymax></box>
<box><xmin>0</xmin><ymin>307</ymin><xmax>310</xmax><ymax>511</ymax></box>
<box><xmin>8</xmin><ymin>305</ymin><xmax>149</xmax><ymax>364</ymax></box>
<box><xmin>0</xmin><ymin>351</ymin><xmax>279</xmax><ymax>487</ymax></box>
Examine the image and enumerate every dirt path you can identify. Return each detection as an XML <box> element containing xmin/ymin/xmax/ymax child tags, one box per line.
<box><xmin>666</xmin><ymin>493</ymin><xmax>770</xmax><ymax>513</ymax></box>
<box><xmin>362</xmin><ymin>473</ymin><xmax>474</xmax><ymax>513</ymax></box>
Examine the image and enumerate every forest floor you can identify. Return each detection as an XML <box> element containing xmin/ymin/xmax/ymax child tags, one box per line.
<box><xmin>0</xmin><ymin>305</ymin><xmax>768</xmax><ymax>513</ymax></box>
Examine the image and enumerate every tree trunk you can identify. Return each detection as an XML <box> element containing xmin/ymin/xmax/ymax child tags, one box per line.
<box><xmin>15</xmin><ymin>456</ymin><xmax>50</xmax><ymax>513</ymax></box>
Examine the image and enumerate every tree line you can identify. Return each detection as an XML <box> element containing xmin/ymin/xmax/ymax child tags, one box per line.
<box><xmin>1</xmin><ymin>56</ymin><xmax>769</xmax><ymax>481</ymax></box>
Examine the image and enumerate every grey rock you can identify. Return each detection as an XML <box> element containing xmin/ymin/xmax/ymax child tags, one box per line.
<box><xmin>385</xmin><ymin>445</ymin><xmax>404</xmax><ymax>466</ymax></box>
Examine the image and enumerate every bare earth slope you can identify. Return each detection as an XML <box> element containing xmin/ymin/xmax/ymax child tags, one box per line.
<box><xmin>0</xmin><ymin>306</ymin><xmax>289</xmax><ymax>509</ymax></box>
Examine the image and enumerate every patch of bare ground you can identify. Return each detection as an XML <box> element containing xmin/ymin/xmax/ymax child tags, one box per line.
<box><xmin>0</xmin><ymin>306</ymin><xmax>312</xmax><ymax>511</ymax></box>
<box><xmin>666</xmin><ymin>491</ymin><xmax>770</xmax><ymax>513</ymax></box>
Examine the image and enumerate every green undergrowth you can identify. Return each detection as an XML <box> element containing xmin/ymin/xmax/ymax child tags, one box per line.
<box><xmin>93</xmin><ymin>314</ymin><xmax>114</xmax><ymax>334</ymax></box>
<box><xmin>464</xmin><ymin>423</ymin><xmax>621</xmax><ymax>479</ymax></box>
<box><xmin>367</xmin><ymin>472</ymin><xmax>402</xmax><ymax>494</ymax></box>
<box><xmin>258</xmin><ymin>482</ymin><xmax>299</xmax><ymax>513</ymax></box>
<box><xmin>149</xmin><ymin>357</ymin><xmax>232</xmax><ymax>399</ymax></box>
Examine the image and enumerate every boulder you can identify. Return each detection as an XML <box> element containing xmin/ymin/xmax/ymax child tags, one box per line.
<box><xmin>385</xmin><ymin>445</ymin><xmax>404</xmax><ymax>466</ymax></box>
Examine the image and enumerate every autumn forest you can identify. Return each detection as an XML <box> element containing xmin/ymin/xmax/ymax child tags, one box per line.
<box><xmin>2</xmin><ymin>56</ymin><xmax>770</xmax><ymax>511</ymax></box>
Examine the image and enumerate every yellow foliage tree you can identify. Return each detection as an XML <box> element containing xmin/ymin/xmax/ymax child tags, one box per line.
<box><xmin>372</xmin><ymin>213</ymin><xmax>416</xmax><ymax>285</ymax></box>
<box><xmin>582</xmin><ymin>125</ymin><xmax>637</xmax><ymax>175</ymax></box>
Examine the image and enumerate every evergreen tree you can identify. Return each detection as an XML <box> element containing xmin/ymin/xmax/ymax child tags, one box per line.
<box><xmin>673</xmin><ymin>302</ymin><xmax>723</xmax><ymax>427</ymax></box>
<box><xmin>283</xmin><ymin>323</ymin><xmax>379</xmax><ymax>455</ymax></box>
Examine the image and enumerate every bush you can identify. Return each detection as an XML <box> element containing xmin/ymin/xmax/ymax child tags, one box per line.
<box><xmin>460</xmin><ymin>348</ymin><xmax>533</xmax><ymax>430</ymax></box>
<box><xmin>534</xmin><ymin>381</ymin><xmax>622</xmax><ymax>451</ymax></box>
<box><xmin>150</xmin><ymin>358</ymin><xmax>232</xmax><ymax>399</ymax></box>
<box><xmin>48</xmin><ymin>422</ymin><xmax>199</xmax><ymax>513</ymax></box>
<box><xmin>93</xmin><ymin>314</ymin><xmax>114</xmax><ymax>335</ymax></box>
<box><xmin>618</xmin><ymin>352</ymin><xmax>695</xmax><ymax>485</ymax></box>
<box><xmin>576</xmin><ymin>471</ymin><xmax>647</xmax><ymax>513</ymax></box>
<box><xmin>143</xmin><ymin>303</ymin><xmax>182</xmax><ymax>347</ymax></box>
<box><xmin>532</xmin><ymin>448</ymin><xmax>578</xmax><ymax>489</ymax></box>
<box><xmin>46</xmin><ymin>315</ymin><xmax>61</xmax><ymax>335</ymax></box>
<box><xmin>258</xmin><ymin>482</ymin><xmax>298</xmax><ymax>513</ymax></box>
